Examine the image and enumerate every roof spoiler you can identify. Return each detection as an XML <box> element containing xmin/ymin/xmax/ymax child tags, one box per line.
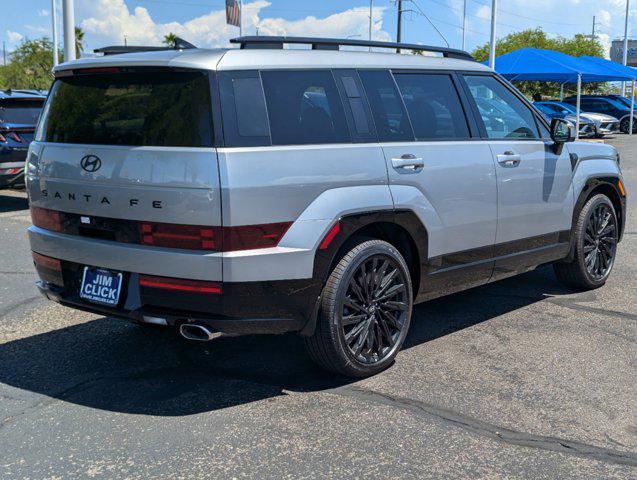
<box><xmin>94</xmin><ymin>37</ymin><xmax>197</xmax><ymax>56</ymax></box>
<box><xmin>230</xmin><ymin>36</ymin><xmax>474</xmax><ymax>61</ymax></box>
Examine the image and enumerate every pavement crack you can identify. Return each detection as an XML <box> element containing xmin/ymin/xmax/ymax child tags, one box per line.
<box><xmin>330</xmin><ymin>385</ymin><xmax>637</xmax><ymax>467</ymax></box>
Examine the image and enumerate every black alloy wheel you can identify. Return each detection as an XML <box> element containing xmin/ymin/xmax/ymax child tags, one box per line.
<box><xmin>340</xmin><ymin>255</ymin><xmax>409</xmax><ymax>365</ymax></box>
<box><xmin>582</xmin><ymin>202</ymin><xmax>617</xmax><ymax>281</ymax></box>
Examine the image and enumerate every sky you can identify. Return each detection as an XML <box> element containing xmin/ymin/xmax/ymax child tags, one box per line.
<box><xmin>0</xmin><ymin>0</ymin><xmax>633</xmax><ymax>60</ymax></box>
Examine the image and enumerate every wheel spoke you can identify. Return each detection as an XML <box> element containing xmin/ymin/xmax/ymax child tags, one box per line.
<box><xmin>342</xmin><ymin>313</ymin><xmax>367</xmax><ymax>326</ymax></box>
<box><xmin>344</xmin><ymin>297</ymin><xmax>367</xmax><ymax>314</ymax></box>
<box><xmin>375</xmin><ymin>283</ymin><xmax>405</xmax><ymax>303</ymax></box>
<box><xmin>382</xmin><ymin>300</ymin><xmax>408</xmax><ymax>311</ymax></box>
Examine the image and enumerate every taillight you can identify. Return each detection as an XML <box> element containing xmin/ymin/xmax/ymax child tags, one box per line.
<box><xmin>30</xmin><ymin>206</ymin><xmax>62</xmax><ymax>232</ymax></box>
<box><xmin>139</xmin><ymin>222</ymin><xmax>218</xmax><ymax>250</ymax></box>
<box><xmin>0</xmin><ymin>134</ymin><xmax>6</xmax><ymax>143</ymax></box>
<box><xmin>222</xmin><ymin>222</ymin><xmax>292</xmax><ymax>252</ymax></box>
<box><xmin>9</xmin><ymin>132</ymin><xmax>21</xmax><ymax>142</ymax></box>
<box><xmin>32</xmin><ymin>251</ymin><xmax>64</xmax><ymax>286</ymax></box>
<box><xmin>32</xmin><ymin>251</ymin><xmax>62</xmax><ymax>271</ymax></box>
<box><xmin>139</xmin><ymin>274</ymin><xmax>222</xmax><ymax>294</ymax></box>
<box><xmin>138</xmin><ymin>221</ymin><xmax>292</xmax><ymax>252</ymax></box>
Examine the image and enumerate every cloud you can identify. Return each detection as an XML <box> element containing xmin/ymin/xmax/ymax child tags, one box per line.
<box><xmin>78</xmin><ymin>0</ymin><xmax>390</xmax><ymax>50</ymax></box>
<box><xmin>6</xmin><ymin>30</ymin><xmax>24</xmax><ymax>44</ymax></box>
<box><xmin>38</xmin><ymin>9</ymin><xmax>50</xmax><ymax>17</ymax></box>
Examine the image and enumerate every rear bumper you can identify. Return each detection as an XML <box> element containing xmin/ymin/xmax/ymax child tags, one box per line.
<box><xmin>35</xmin><ymin>259</ymin><xmax>322</xmax><ymax>334</ymax></box>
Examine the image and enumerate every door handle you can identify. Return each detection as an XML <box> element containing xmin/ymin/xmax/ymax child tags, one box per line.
<box><xmin>391</xmin><ymin>154</ymin><xmax>424</xmax><ymax>171</ymax></box>
<box><xmin>496</xmin><ymin>151</ymin><xmax>521</xmax><ymax>167</ymax></box>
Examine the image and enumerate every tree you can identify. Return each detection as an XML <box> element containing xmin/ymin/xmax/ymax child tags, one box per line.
<box><xmin>0</xmin><ymin>38</ymin><xmax>56</xmax><ymax>90</ymax></box>
<box><xmin>472</xmin><ymin>29</ymin><xmax>606</xmax><ymax>98</ymax></box>
<box><xmin>75</xmin><ymin>26</ymin><xmax>85</xmax><ymax>58</ymax></box>
<box><xmin>163</xmin><ymin>33</ymin><xmax>178</xmax><ymax>48</ymax></box>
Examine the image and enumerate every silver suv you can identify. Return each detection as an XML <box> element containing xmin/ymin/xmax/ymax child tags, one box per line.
<box><xmin>27</xmin><ymin>37</ymin><xmax>627</xmax><ymax>377</ymax></box>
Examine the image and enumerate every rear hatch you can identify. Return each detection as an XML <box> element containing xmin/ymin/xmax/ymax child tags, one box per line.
<box><xmin>28</xmin><ymin>67</ymin><xmax>220</xmax><ymax>228</ymax></box>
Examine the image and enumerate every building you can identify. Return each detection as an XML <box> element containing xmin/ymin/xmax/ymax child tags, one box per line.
<box><xmin>611</xmin><ymin>39</ymin><xmax>637</xmax><ymax>67</ymax></box>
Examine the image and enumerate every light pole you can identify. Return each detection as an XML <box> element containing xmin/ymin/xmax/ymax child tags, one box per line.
<box><xmin>622</xmin><ymin>0</ymin><xmax>630</xmax><ymax>96</ymax></box>
<box><xmin>52</xmin><ymin>0</ymin><xmax>59</xmax><ymax>66</ymax></box>
<box><xmin>462</xmin><ymin>0</ymin><xmax>467</xmax><ymax>51</ymax></box>
<box><xmin>62</xmin><ymin>0</ymin><xmax>76</xmax><ymax>61</ymax></box>
<box><xmin>488</xmin><ymin>0</ymin><xmax>498</xmax><ymax>69</ymax></box>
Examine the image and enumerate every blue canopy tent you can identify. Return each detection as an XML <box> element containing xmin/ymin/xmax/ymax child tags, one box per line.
<box><xmin>490</xmin><ymin>48</ymin><xmax>637</xmax><ymax>137</ymax></box>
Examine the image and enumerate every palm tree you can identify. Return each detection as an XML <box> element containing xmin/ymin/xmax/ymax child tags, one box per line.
<box><xmin>163</xmin><ymin>33</ymin><xmax>178</xmax><ymax>48</ymax></box>
<box><xmin>74</xmin><ymin>27</ymin><xmax>85</xmax><ymax>58</ymax></box>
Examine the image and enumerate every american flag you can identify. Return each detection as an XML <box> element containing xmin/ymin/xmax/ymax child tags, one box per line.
<box><xmin>226</xmin><ymin>0</ymin><xmax>241</xmax><ymax>27</ymax></box>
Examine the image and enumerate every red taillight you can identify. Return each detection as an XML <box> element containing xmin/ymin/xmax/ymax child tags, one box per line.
<box><xmin>222</xmin><ymin>222</ymin><xmax>292</xmax><ymax>252</ymax></box>
<box><xmin>0</xmin><ymin>167</ymin><xmax>22</xmax><ymax>175</ymax></box>
<box><xmin>32</xmin><ymin>251</ymin><xmax>62</xmax><ymax>271</ymax></box>
<box><xmin>139</xmin><ymin>274</ymin><xmax>222</xmax><ymax>294</ymax></box>
<box><xmin>139</xmin><ymin>222</ymin><xmax>218</xmax><ymax>250</ymax></box>
<box><xmin>30</xmin><ymin>207</ymin><xmax>62</xmax><ymax>232</ymax></box>
<box><xmin>0</xmin><ymin>134</ymin><xmax>6</xmax><ymax>143</ymax></box>
<box><xmin>9</xmin><ymin>132</ymin><xmax>21</xmax><ymax>142</ymax></box>
<box><xmin>138</xmin><ymin>221</ymin><xmax>292</xmax><ymax>252</ymax></box>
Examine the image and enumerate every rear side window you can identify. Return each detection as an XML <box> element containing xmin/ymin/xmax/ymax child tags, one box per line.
<box><xmin>394</xmin><ymin>73</ymin><xmax>469</xmax><ymax>140</ymax></box>
<box><xmin>39</xmin><ymin>71</ymin><xmax>213</xmax><ymax>147</ymax></box>
<box><xmin>261</xmin><ymin>70</ymin><xmax>350</xmax><ymax>145</ymax></box>
<box><xmin>359</xmin><ymin>70</ymin><xmax>413</xmax><ymax>142</ymax></box>
<box><xmin>0</xmin><ymin>100</ymin><xmax>45</xmax><ymax>125</ymax></box>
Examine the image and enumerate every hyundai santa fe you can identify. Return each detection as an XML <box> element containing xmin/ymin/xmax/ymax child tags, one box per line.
<box><xmin>27</xmin><ymin>36</ymin><xmax>627</xmax><ymax>377</ymax></box>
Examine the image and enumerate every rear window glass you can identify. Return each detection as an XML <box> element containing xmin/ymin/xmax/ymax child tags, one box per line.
<box><xmin>0</xmin><ymin>100</ymin><xmax>45</xmax><ymax>125</ymax></box>
<box><xmin>39</xmin><ymin>71</ymin><xmax>213</xmax><ymax>147</ymax></box>
<box><xmin>394</xmin><ymin>73</ymin><xmax>469</xmax><ymax>140</ymax></box>
<box><xmin>261</xmin><ymin>70</ymin><xmax>350</xmax><ymax>145</ymax></box>
<box><xmin>359</xmin><ymin>70</ymin><xmax>413</xmax><ymax>142</ymax></box>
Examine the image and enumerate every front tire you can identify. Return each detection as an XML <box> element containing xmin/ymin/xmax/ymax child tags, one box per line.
<box><xmin>305</xmin><ymin>240</ymin><xmax>413</xmax><ymax>377</ymax></box>
<box><xmin>554</xmin><ymin>194</ymin><xmax>618</xmax><ymax>290</ymax></box>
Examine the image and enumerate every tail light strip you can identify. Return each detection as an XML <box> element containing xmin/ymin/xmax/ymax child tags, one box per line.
<box><xmin>139</xmin><ymin>274</ymin><xmax>222</xmax><ymax>294</ymax></box>
<box><xmin>30</xmin><ymin>207</ymin><xmax>292</xmax><ymax>253</ymax></box>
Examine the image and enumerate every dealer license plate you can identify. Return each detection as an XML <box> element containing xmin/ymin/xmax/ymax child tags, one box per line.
<box><xmin>79</xmin><ymin>267</ymin><xmax>123</xmax><ymax>306</ymax></box>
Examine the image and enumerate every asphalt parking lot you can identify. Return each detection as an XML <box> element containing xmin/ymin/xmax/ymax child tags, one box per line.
<box><xmin>0</xmin><ymin>138</ymin><xmax>635</xmax><ymax>479</ymax></box>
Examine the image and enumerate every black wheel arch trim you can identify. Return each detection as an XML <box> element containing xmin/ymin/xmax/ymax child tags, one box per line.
<box><xmin>566</xmin><ymin>175</ymin><xmax>626</xmax><ymax>261</ymax></box>
<box><xmin>301</xmin><ymin>209</ymin><xmax>428</xmax><ymax>336</ymax></box>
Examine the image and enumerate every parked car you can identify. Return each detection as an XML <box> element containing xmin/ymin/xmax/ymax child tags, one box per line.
<box><xmin>27</xmin><ymin>36</ymin><xmax>626</xmax><ymax>377</ymax></box>
<box><xmin>534</xmin><ymin>101</ymin><xmax>619</xmax><ymax>138</ymax></box>
<box><xmin>533</xmin><ymin>102</ymin><xmax>598</xmax><ymax>138</ymax></box>
<box><xmin>563</xmin><ymin>95</ymin><xmax>635</xmax><ymax>133</ymax></box>
<box><xmin>0</xmin><ymin>90</ymin><xmax>47</xmax><ymax>188</ymax></box>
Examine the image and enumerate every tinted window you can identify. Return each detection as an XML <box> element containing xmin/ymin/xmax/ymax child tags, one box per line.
<box><xmin>261</xmin><ymin>70</ymin><xmax>349</xmax><ymax>145</ymax></box>
<box><xmin>394</xmin><ymin>73</ymin><xmax>469</xmax><ymax>140</ymax></box>
<box><xmin>0</xmin><ymin>100</ymin><xmax>45</xmax><ymax>125</ymax></box>
<box><xmin>219</xmin><ymin>72</ymin><xmax>270</xmax><ymax>146</ymax></box>
<box><xmin>39</xmin><ymin>71</ymin><xmax>213</xmax><ymax>147</ymax></box>
<box><xmin>359</xmin><ymin>70</ymin><xmax>413</xmax><ymax>142</ymax></box>
<box><xmin>464</xmin><ymin>75</ymin><xmax>539</xmax><ymax>139</ymax></box>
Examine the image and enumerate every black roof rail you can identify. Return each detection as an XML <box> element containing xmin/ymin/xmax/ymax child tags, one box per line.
<box><xmin>230</xmin><ymin>36</ymin><xmax>474</xmax><ymax>61</ymax></box>
<box><xmin>94</xmin><ymin>37</ymin><xmax>196</xmax><ymax>56</ymax></box>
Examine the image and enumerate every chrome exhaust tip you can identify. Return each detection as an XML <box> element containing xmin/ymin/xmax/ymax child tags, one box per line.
<box><xmin>179</xmin><ymin>323</ymin><xmax>218</xmax><ymax>342</ymax></box>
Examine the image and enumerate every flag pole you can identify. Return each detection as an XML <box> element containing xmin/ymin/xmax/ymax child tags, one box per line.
<box><xmin>239</xmin><ymin>0</ymin><xmax>243</xmax><ymax>37</ymax></box>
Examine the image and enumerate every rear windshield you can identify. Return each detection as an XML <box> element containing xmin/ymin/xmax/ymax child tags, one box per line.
<box><xmin>38</xmin><ymin>71</ymin><xmax>213</xmax><ymax>147</ymax></box>
<box><xmin>0</xmin><ymin>100</ymin><xmax>45</xmax><ymax>125</ymax></box>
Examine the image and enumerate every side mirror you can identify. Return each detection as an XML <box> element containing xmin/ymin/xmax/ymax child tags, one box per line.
<box><xmin>550</xmin><ymin>118</ymin><xmax>575</xmax><ymax>154</ymax></box>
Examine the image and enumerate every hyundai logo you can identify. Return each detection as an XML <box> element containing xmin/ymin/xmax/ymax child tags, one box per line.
<box><xmin>80</xmin><ymin>155</ymin><xmax>102</xmax><ymax>173</ymax></box>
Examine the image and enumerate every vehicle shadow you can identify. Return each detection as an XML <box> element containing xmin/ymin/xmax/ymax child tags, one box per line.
<box><xmin>0</xmin><ymin>191</ymin><xmax>28</xmax><ymax>213</ymax></box>
<box><xmin>0</xmin><ymin>266</ymin><xmax>572</xmax><ymax>416</ymax></box>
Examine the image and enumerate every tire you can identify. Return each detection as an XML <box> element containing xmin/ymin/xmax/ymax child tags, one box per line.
<box><xmin>554</xmin><ymin>194</ymin><xmax>619</xmax><ymax>290</ymax></box>
<box><xmin>304</xmin><ymin>239</ymin><xmax>413</xmax><ymax>377</ymax></box>
<box><xmin>620</xmin><ymin>117</ymin><xmax>635</xmax><ymax>134</ymax></box>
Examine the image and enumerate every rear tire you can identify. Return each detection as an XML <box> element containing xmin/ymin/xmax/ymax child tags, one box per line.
<box><xmin>305</xmin><ymin>240</ymin><xmax>413</xmax><ymax>378</ymax></box>
<box><xmin>554</xmin><ymin>194</ymin><xmax>618</xmax><ymax>290</ymax></box>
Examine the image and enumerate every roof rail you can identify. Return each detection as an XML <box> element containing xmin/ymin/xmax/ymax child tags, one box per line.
<box><xmin>230</xmin><ymin>36</ymin><xmax>474</xmax><ymax>61</ymax></box>
<box><xmin>94</xmin><ymin>37</ymin><xmax>197</xmax><ymax>56</ymax></box>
